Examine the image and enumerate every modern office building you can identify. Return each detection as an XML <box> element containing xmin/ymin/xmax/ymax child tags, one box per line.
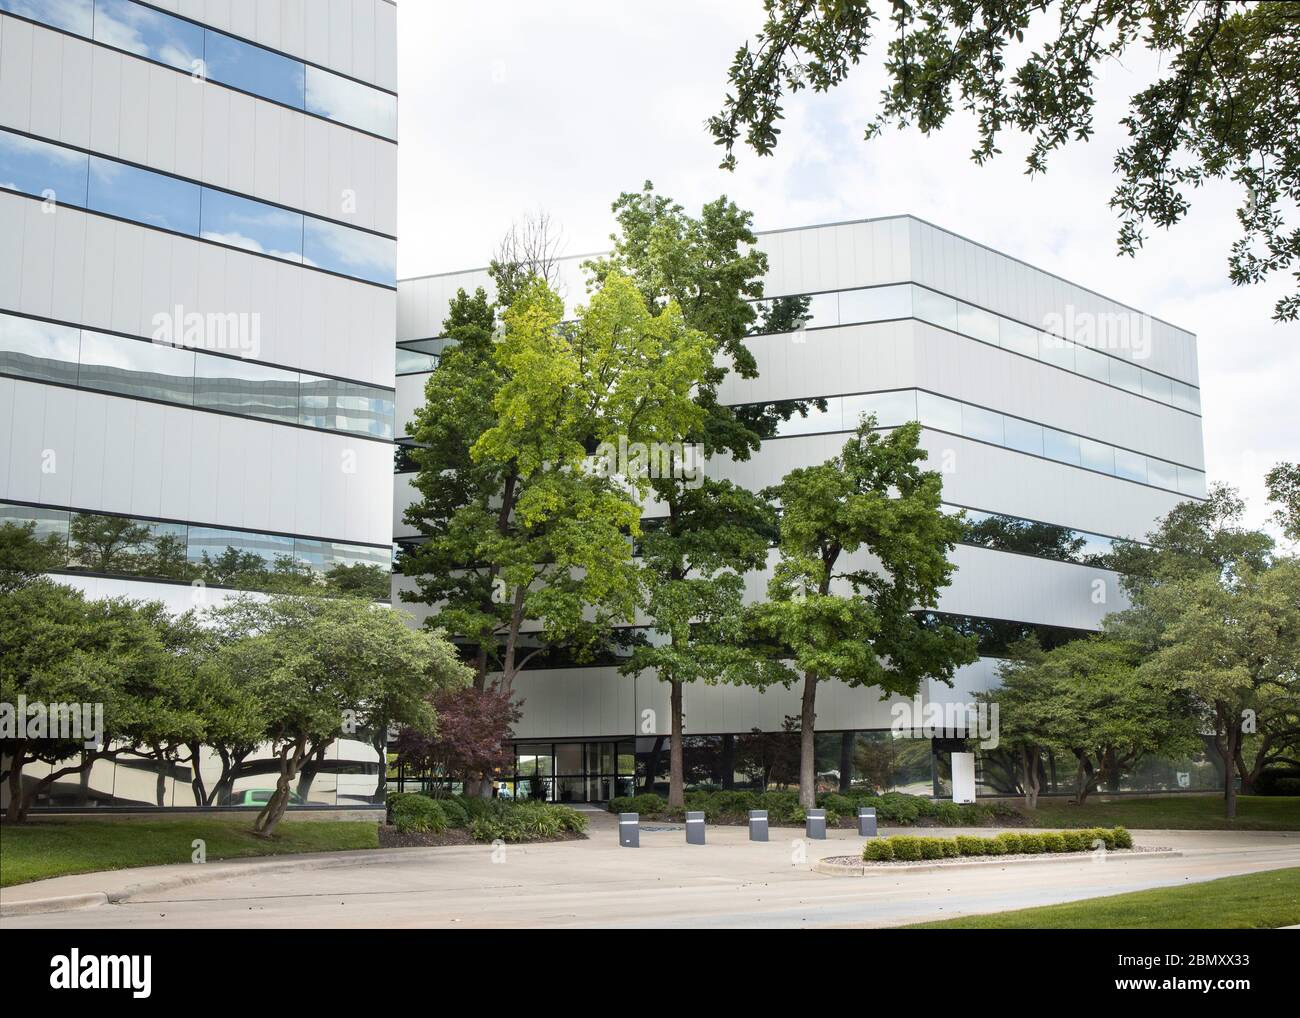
<box><xmin>0</xmin><ymin>0</ymin><xmax>398</xmax><ymax>807</ymax></box>
<box><xmin>394</xmin><ymin>216</ymin><xmax>1210</xmax><ymax>800</ymax></box>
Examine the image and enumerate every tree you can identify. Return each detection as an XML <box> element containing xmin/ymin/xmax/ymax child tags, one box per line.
<box><xmin>204</xmin><ymin>595</ymin><xmax>471</xmax><ymax>836</ymax></box>
<box><xmin>751</xmin><ymin>417</ymin><xmax>979</xmax><ymax>807</ymax></box>
<box><xmin>709</xmin><ymin>1</ymin><xmax>1300</xmax><ymax>321</ymax></box>
<box><xmin>0</xmin><ymin>520</ymin><xmax>65</xmax><ymax>591</ymax></box>
<box><xmin>393</xmin><ymin>687</ymin><xmax>522</xmax><ymax>795</ymax></box>
<box><xmin>1266</xmin><ymin>462</ymin><xmax>1300</xmax><ymax>541</ymax></box>
<box><xmin>979</xmin><ymin>639</ymin><xmax>1053</xmax><ymax>808</ymax></box>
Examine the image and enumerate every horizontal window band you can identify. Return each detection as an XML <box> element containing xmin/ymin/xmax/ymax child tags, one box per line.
<box><xmin>0</xmin><ymin>125</ymin><xmax>395</xmax><ymax>239</ymax></box>
<box><xmin>1</xmin><ymin>371</ymin><xmax>397</xmax><ymax>445</ymax></box>
<box><xmin>0</xmin><ymin>307</ymin><xmax>394</xmax><ymax>392</ymax></box>
<box><xmin>0</xmin><ymin>2</ymin><xmax>397</xmax><ymax>141</ymax></box>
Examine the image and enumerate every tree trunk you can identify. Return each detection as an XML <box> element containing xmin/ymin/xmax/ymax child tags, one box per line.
<box><xmin>798</xmin><ymin>672</ymin><xmax>818</xmax><ymax>808</ymax></box>
<box><xmin>668</xmin><ymin>679</ymin><xmax>684</xmax><ymax>808</ymax></box>
<box><xmin>155</xmin><ymin>754</ymin><xmax>167</xmax><ymax>808</ymax></box>
<box><xmin>5</xmin><ymin>744</ymin><xmax>26</xmax><ymax>822</ymax></box>
<box><xmin>720</xmin><ymin>734</ymin><xmax>735</xmax><ymax>790</ymax></box>
<box><xmin>1223</xmin><ymin>716</ymin><xmax>1241</xmax><ymax>820</ymax></box>
<box><xmin>1021</xmin><ymin>745</ymin><xmax>1040</xmax><ymax>810</ymax></box>
<box><xmin>253</xmin><ymin>738</ymin><xmax>310</xmax><ymax>838</ymax></box>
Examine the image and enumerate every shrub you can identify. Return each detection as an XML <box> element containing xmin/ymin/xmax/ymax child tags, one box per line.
<box><xmin>940</xmin><ymin>838</ymin><xmax>960</xmax><ymax>858</ymax></box>
<box><xmin>918</xmin><ymin>837</ymin><xmax>945</xmax><ymax>860</ymax></box>
<box><xmin>995</xmin><ymin>832</ymin><xmax>1023</xmax><ymax>854</ymax></box>
<box><xmin>1060</xmin><ymin>830</ymin><xmax>1089</xmax><ymax>852</ymax></box>
<box><xmin>982</xmin><ymin>835</ymin><xmax>1008</xmax><ymax>855</ymax></box>
<box><xmin>1087</xmin><ymin>827</ymin><xmax>1116</xmax><ymax>850</ymax></box>
<box><xmin>1255</xmin><ymin>767</ymin><xmax>1300</xmax><ymax>796</ymax></box>
<box><xmin>715</xmin><ymin>790</ymin><xmax>758</xmax><ymax>815</ymax></box>
<box><xmin>955</xmin><ymin>835</ymin><xmax>987</xmax><ymax>857</ymax></box>
<box><xmin>1039</xmin><ymin>832</ymin><xmax>1066</xmax><ymax>853</ymax></box>
<box><xmin>1019</xmin><ymin>833</ymin><xmax>1045</xmax><ymax>853</ymax></box>
<box><xmin>932</xmin><ymin>802</ymin><xmax>964</xmax><ymax>825</ymax></box>
<box><xmin>863</xmin><ymin>839</ymin><xmax>894</xmax><ymax>862</ymax></box>
<box><xmin>888</xmin><ymin>835</ymin><xmax>924</xmax><ymax>861</ymax></box>
<box><xmin>1112</xmin><ymin>826</ymin><xmax>1133</xmax><ymax>849</ymax></box>
<box><xmin>392</xmin><ymin>794</ymin><xmax>448</xmax><ymax>834</ymax></box>
<box><xmin>436</xmin><ymin>796</ymin><xmax>471</xmax><ymax>828</ymax></box>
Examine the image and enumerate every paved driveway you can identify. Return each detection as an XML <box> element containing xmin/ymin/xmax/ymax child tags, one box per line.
<box><xmin>4</xmin><ymin>815</ymin><xmax>1297</xmax><ymax>929</ymax></box>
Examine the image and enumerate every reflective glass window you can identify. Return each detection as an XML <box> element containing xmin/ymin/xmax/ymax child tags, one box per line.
<box><xmin>1039</xmin><ymin>334</ymin><xmax>1075</xmax><ymax>371</ymax></box>
<box><xmin>1003</xmin><ymin>416</ymin><xmax>1044</xmax><ymax>456</ymax></box>
<box><xmin>193</xmin><ymin>356</ymin><xmax>299</xmax><ymax>423</ymax></box>
<box><xmin>1113</xmin><ymin>448</ymin><xmax>1148</xmax><ymax>483</ymax></box>
<box><xmin>1178</xmin><ymin>467</ymin><xmax>1208</xmax><ymax>498</ymax></box>
<box><xmin>1079</xmin><ymin>438</ymin><xmax>1115</xmax><ymax>475</ymax></box>
<box><xmin>0</xmin><ymin>502</ymin><xmax>70</xmax><ymax>555</ymax></box>
<box><xmin>305</xmin><ymin>65</ymin><xmax>397</xmax><ymax>139</ymax></box>
<box><xmin>839</xmin><ymin>285</ymin><xmax>911</xmax><ymax>323</ymax></box>
<box><xmin>803</xmin><ymin>291</ymin><xmax>839</xmax><ymax>329</ymax></box>
<box><xmin>67</xmin><ymin>511</ymin><xmax>188</xmax><ymax>578</ymax></box>
<box><xmin>1043</xmin><ymin>428</ymin><xmax>1081</xmax><ymax>466</ymax></box>
<box><xmin>1141</xmin><ymin>370</ymin><xmax>1174</xmax><ymax>404</ymax></box>
<box><xmin>0</xmin><ymin>129</ymin><xmax>88</xmax><ymax>206</ymax></box>
<box><xmin>843</xmin><ymin>389</ymin><xmax>916</xmax><ymax>429</ymax></box>
<box><xmin>1109</xmin><ymin>357</ymin><xmax>1142</xmax><ymax>395</ymax></box>
<box><xmin>776</xmin><ymin>397</ymin><xmax>840</xmax><ymax>436</ymax></box>
<box><xmin>200</xmin><ymin>188</ymin><xmax>303</xmax><ymax>262</ymax></box>
<box><xmin>93</xmin><ymin>0</ymin><xmax>203</xmax><ymax>73</ymax></box>
<box><xmin>88</xmin><ymin>156</ymin><xmax>200</xmax><ymax>234</ymax></box>
<box><xmin>1145</xmin><ymin>457</ymin><xmax>1177</xmax><ymax>490</ymax></box>
<box><xmin>204</xmin><ymin>30</ymin><xmax>305</xmax><ymax>109</ymax></box>
<box><xmin>1074</xmin><ymin>345</ymin><xmax>1110</xmax><ymax>384</ymax></box>
<box><xmin>299</xmin><ymin>375</ymin><xmax>395</xmax><ymax>439</ymax></box>
<box><xmin>956</xmin><ymin>302</ymin><xmax>999</xmax><ymax>345</ymax></box>
<box><xmin>1171</xmin><ymin>381</ymin><xmax>1199</xmax><ymax>414</ymax></box>
<box><xmin>997</xmin><ymin>319</ymin><xmax>1039</xmax><ymax>358</ymax></box>
<box><xmin>78</xmin><ymin>331</ymin><xmax>195</xmax><ymax>403</ymax></box>
<box><xmin>0</xmin><ymin>314</ymin><xmax>81</xmax><ymax>385</ymax></box>
<box><xmin>396</xmin><ymin>348</ymin><xmax>438</xmax><ymax>374</ymax></box>
<box><xmin>916</xmin><ymin>391</ymin><xmax>963</xmax><ymax>434</ymax></box>
<box><xmin>912</xmin><ymin>287</ymin><xmax>958</xmax><ymax>331</ymax></box>
<box><xmin>188</xmin><ymin>527</ymin><xmax>295</xmax><ymax>581</ymax></box>
<box><xmin>961</xmin><ymin>404</ymin><xmax>1004</xmax><ymax>445</ymax></box>
<box><xmin>303</xmin><ymin>218</ymin><xmax>395</xmax><ymax>286</ymax></box>
<box><xmin>0</xmin><ymin>0</ymin><xmax>93</xmax><ymax>35</ymax></box>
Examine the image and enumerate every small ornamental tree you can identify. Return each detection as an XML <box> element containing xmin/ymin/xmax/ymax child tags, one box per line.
<box><xmin>751</xmin><ymin>417</ymin><xmax>978</xmax><ymax>807</ymax></box>
<box><xmin>394</xmin><ymin>687</ymin><xmax>522</xmax><ymax>795</ymax></box>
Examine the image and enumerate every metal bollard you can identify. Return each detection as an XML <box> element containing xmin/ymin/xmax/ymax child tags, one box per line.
<box><xmin>805</xmin><ymin>807</ymin><xmax>827</xmax><ymax>840</ymax></box>
<box><xmin>858</xmin><ymin>806</ymin><xmax>878</xmax><ymax>837</ymax></box>
<box><xmin>685</xmin><ymin>810</ymin><xmax>706</xmax><ymax>845</ymax></box>
<box><xmin>619</xmin><ymin>812</ymin><xmax>640</xmax><ymax>848</ymax></box>
<box><xmin>749</xmin><ymin>809</ymin><xmax>769</xmax><ymax>842</ymax></box>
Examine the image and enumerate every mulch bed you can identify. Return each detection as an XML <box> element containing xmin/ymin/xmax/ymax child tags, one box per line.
<box><xmin>377</xmin><ymin>825</ymin><xmax>587</xmax><ymax>849</ymax></box>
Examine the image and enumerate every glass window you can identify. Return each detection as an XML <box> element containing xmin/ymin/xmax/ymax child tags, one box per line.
<box><xmin>78</xmin><ymin>330</ymin><xmax>196</xmax><ymax>404</ymax></box>
<box><xmin>88</xmin><ymin>156</ymin><xmax>200</xmax><ymax>235</ymax></box>
<box><xmin>1171</xmin><ymin>381</ymin><xmax>1200</xmax><ymax>414</ymax></box>
<box><xmin>0</xmin><ymin>502</ymin><xmax>70</xmax><ymax>557</ymax></box>
<box><xmin>1003</xmin><ymin>416</ymin><xmax>1044</xmax><ymax>456</ymax></box>
<box><xmin>1145</xmin><ymin>457</ymin><xmax>1177</xmax><ymax>490</ymax></box>
<box><xmin>998</xmin><ymin>319</ymin><xmax>1039</xmax><ymax>358</ymax></box>
<box><xmin>916</xmin><ymin>391</ymin><xmax>963</xmax><ymax>434</ymax></box>
<box><xmin>0</xmin><ymin>129</ymin><xmax>88</xmax><ymax>206</ymax></box>
<box><xmin>1141</xmin><ymin>370</ymin><xmax>1174</xmax><ymax>404</ymax></box>
<box><xmin>775</xmin><ymin>397</ymin><xmax>839</xmax><ymax>436</ymax></box>
<box><xmin>1178</xmin><ymin>467</ymin><xmax>1208</xmax><ymax>498</ymax></box>
<box><xmin>396</xmin><ymin>348</ymin><xmax>438</xmax><ymax>374</ymax></box>
<box><xmin>67</xmin><ymin>512</ymin><xmax>188</xmax><ymax>578</ymax></box>
<box><xmin>961</xmin><ymin>404</ymin><xmax>1004</xmax><ymax>445</ymax></box>
<box><xmin>555</xmin><ymin>743</ymin><xmax>583</xmax><ymax>774</ymax></box>
<box><xmin>956</xmin><ymin>302</ymin><xmax>999</xmax><ymax>345</ymax></box>
<box><xmin>839</xmin><ymin>285</ymin><xmax>911</xmax><ymax>324</ymax></box>
<box><xmin>299</xmin><ymin>375</ymin><xmax>395</xmax><ymax>439</ymax></box>
<box><xmin>193</xmin><ymin>355</ymin><xmax>299</xmax><ymax>424</ymax></box>
<box><xmin>802</xmin><ymin>291</ymin><xmax>839</xmax><ymax>330</ymax></box>
<box><xmin>1113</xmin><ymin>448</ymin><xmax>1148</xmax><ymax>483</ymax></box>
<box><xmin>188</xmin><ymin>527</ymin><xmax>295</xmax><ymax>584</ymax></box>
<box><xmin>200</xmin><ymin>188</ymin><xmax>303</xmax><ymax>262</ymax></box>
<box><xmin>1039</xmin><ymin>334</ymin><xmax>1076</xmax><ymax>371</ymax></box>
<box><xmin>1043</xmin><ymin>428</ymin><xmax>1081</xmax><ymax>466</ymax></box>
<box><xmin>305</xmin><ymin>65</ymin><xmax>397</xmax><ymax>139</ymax></box>
<box><xmin>0</xmin><ymin>314</ymin><xmax>81</xmax><ymax>385</ymax></box>
<box><xmin>843</xmin><ymin>389</ymin><xmax>916</xmax><ymax>429</ymax></box>
<box><xmin>1079</xmin><ymin>438</ymin><xmax>1115</xmax><ymax>475</ymax></box>
<box><xmin>204</xmin><ymin>30</ymin><xmax>305</xmax><ymax>109</ymax></box>
<box><xmin>92</xmin><ymin>0</ymin><xmax>204</xmax><ymax>73</ymax></box>
<box><xmin>912</xmin><ymin>286</ymin><xmax>958</xmax><ymax>331</ymax></box>
<box><xmin>1109</xmin><ymin>357</ymin><xmax>1142</xmax><ymax>395</ymax></box>
<box><xmin>1073</xmin><ymin>345</ymin><xmax>1110</xmax><ymax>384</ymax></box>
<box><xmin>0</xmin><ymin>0</ymin><xmax>93</xmax><ymax>36</ymax></box>
<box><xmin>302</xmin><ymin>218</ymin><xmax>395</xmax><ymax>286</ymax></box>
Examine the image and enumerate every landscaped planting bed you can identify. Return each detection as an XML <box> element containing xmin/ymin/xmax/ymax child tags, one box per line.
<box><xmin>383</xmin><ymin>793</ymin><xmax>588</xmax><ymax>846</ymax></box>
<box><xmin>818</xmin><ymin>826</ymin><xmax>1145</xmax><ymax>868</ymax></box>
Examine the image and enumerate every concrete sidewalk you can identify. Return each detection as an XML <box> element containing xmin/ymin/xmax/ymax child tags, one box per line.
<box><xmin>3</xmin><ymin>825</ymin><xmax>1296</xmax><ymax>928</ymax></box>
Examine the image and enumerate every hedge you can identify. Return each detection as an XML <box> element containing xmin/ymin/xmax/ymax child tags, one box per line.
<box><xmin>608</xmin><ymin>789</ymin><xmax>1017</xmax><ymax>827</ymax></box>
<box><xmin>391</xmin><ymin>794</ymin><xmax>448</xmax><ymax>834</ymax></box>
<box><xmin>863</xmin><ymin>827</ymin><xmax>1132</xmax><ymax>862</ymax></box>
<box><xmin>387</xmin><ymin>793</ymin><xmax>587</xmax><ymax>842</ymax></box>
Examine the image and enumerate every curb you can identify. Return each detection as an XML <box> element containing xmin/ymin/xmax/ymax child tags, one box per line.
<box><xmin>0</xmin><ymin>892</ymin><xmax>111</xmax><ymax>917</ymax></box>
<box><xmin>812</xmin><ymin>848</ymin><xmax>1182</xmax><ymax>876</ymax></box>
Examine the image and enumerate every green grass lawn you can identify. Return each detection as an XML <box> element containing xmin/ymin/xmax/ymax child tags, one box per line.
<box><xmin>0</xmin><ymin>816</ymin><xmax>379</xmax><ymax>888</ymax></box>
<box><xmin>1011</xmin><ymin>795</ymin><xmax>1300</xmax><ymax>831</ymax></box>
<box><xmin>905</xmin><ymin>867</ymin><xmax>1300</xmax><ymax>929</ymax></box>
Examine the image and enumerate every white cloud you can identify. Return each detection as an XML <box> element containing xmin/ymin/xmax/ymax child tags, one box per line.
<box><xmin>396</xmin><ymin>0</ymin><xmax>1299</xmax><ymax>532</ymax></box>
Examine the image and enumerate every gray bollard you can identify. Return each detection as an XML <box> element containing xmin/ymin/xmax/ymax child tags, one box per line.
<box><xmin>858</xmin><ymin>806</ymin><xmax>878</xmax><ymax>837</ymax></box>
<box><xmin>805</xmin><ymin>807</ymin><xmax>827</xmax><ymax>840</ymax></box>
<box><xmin>749</xmin><ymin>809</ymin><xmax>769</xmax><ymax>842</ymax></box>
<box><xmin>619</xmin><ymin>812</ymin><xmax>639</xmax><ymax>847</ymax></box>
<box><xmin>685</xmin><ymin>810</ymin><xmax>706</xmax><ymax>845</ymax></box>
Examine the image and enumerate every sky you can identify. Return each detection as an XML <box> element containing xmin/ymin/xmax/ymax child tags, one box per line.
<box><xmin>395</xmin><ymin>1</ymin><xmax>1297</xmax><ymax>535</ymax></box>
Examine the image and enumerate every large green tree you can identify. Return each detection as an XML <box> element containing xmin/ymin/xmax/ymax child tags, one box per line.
<box><xmin>709</xmin><ymin>1</ymin><xmax>1300</xmax><ymax>321</ymax></box>
<box><xmin>751</xmin><ymin>417</ymin><xmax>978</xmax><ymax>806</ymax></box>
<box><xmin>1267</xmin><ymin>461</ymin><xmax>1300</xmax><ymax>541</ymax></box>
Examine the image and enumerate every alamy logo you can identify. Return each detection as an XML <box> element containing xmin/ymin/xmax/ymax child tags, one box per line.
<box><xmin>49</xmin><ymin>950</ymin><xmax>151</xmax><ymax>998</ymax></box>
<box><xmin>151</xmin><ymin>304</ymin><xmax>261</xmax><ymax>358</ymax></box>
<box><xmin>890</xmin><ymin>695</ymin><xmax>1000</xmax><ymax>749</ymax></box>
<box><xmin>0</xmin><ymin>697</ymin><xmax>103</xmax><ymax>749</ymax></box>
<box><xmin>589</xmin><ymin>437</ymin><xmax>704</xmax><ymax>489</ymax></box>
<box><xmin>1040</xmin><ymin>305</ymin><xmax>1152</xmax><ymax>361</ymax></box>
